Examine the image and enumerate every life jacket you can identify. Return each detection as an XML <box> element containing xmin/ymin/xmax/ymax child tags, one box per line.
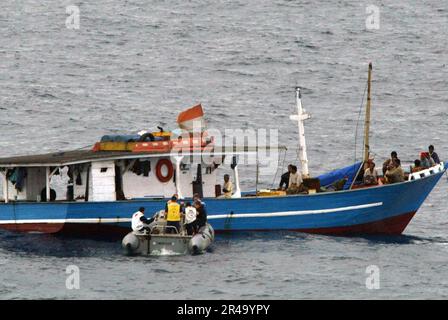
<box><xmin>166</xmin><ymin>201</ymin><xmax>181</xmax><ymax>222</ymax></box>
<box><xmin>184</xmin><ymin>206</ymin><xmax>197</xmax><ymax>224</ymax></box>
<box><xmin>131</xmin><ymin>211</ymin><xmax>144</xmax><ymax>231</ymax></box>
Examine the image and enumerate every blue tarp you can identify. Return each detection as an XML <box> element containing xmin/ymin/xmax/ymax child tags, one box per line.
<box><xmin>317</xmin><ymin>162</ymin><xmax>362</xmax><ymax>190</ymax></box>
<box><xmin>100</xmin><ymin>135</ymin><xmax>141</xmax><ymax>143</ymax></box>
<box><xmin>100</xmin><ymin>134</ymin><xmax>165</xmax><ymax>143</ymax></box>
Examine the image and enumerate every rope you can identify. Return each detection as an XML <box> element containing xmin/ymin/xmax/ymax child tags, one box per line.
<box><xmin>72</xmin><ymin>144</ymin><xmax>93</xmax><ymax>151</ymax></box>
<box><xmin>271</xmin><ymin>148</ymin><xmax>287</xmax><ymax>188</ymax></box>
<box><xmin>349</xmin><ymin>82</ymin><xmax>368</xmax><ymax>190</ymax></box>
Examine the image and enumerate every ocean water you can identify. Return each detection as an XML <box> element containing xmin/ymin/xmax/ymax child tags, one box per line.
<box><xmin>0</xmin><ymin>0</ymin><xmax>448</xmax><ymax>299</ymax></box>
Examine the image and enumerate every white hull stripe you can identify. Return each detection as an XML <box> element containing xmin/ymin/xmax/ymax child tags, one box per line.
<box><xmin>0</xmin><ymin>202</ymin><xmax>382</xmax><ymax>225</ymax></box>
<box><xmin>207</xmin><ymin>202</ymin><xmax>383</xmax><ymax>219</ymax></box>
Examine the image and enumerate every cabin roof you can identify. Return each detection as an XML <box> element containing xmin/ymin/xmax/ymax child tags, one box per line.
<box><xmin>0</xmin><ymin>150</ymin><xmax>135</xmax><ymax>167</ymax></box>
<box><xmin>0</xmin><ymin>146</ymin><xmax>287</xmax><ymax>167</ymax></box>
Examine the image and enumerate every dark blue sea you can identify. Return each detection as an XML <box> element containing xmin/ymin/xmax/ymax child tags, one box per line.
<box><xmin>0</xmin><ymin>0</ymin><xmax>447</xmax><ymax>299</ymax></box>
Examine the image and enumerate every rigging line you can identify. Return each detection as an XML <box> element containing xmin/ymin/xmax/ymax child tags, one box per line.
<box><xmin>271</xmin><ymin>148</ymin><xmax>287</xmax><ymax>188</ymax></box>
<box><xmin>354</xmin><ymin>82</ymin><xmax>368</xmax><ymax>165</ymax></box>
<box><xmin>73</xmin><ymin>144</ymin><xmax>94</xmax><ymax>151</ymax></box>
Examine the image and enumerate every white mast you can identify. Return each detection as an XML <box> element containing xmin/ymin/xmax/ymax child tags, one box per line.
<box><xmin>290</xmin><ymin>87</ymin><xmax>311</xmax><ymax>178</ymax></box>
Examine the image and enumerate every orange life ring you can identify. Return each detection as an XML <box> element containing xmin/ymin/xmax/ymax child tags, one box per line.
<box><xmin>156</xmin><ymin>159</ymin><xmax>174</xmax><ymax>183</ymax></box>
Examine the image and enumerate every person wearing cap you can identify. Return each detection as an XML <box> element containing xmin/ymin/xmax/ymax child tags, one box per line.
<box><xmin>131</xmin><ymin>207</ymin><xmax>155</xmax><ymax>233</ymax></box>
<box><xmin>165</xmin><ymin>195</ymin><xmax>182</xmax><ymax>234</ymax></box>
<box><xmin>420</xmin><ymin>152</ymin><xmax>435</xmax><ymax>169</ymax></box>
<box><xmin>429</xmin><ymin>145</ymin><xmax>440</xmax><ymax>164</ymax></box>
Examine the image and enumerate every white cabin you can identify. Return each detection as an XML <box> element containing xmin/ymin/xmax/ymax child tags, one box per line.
<box><xmin>0</xmin><ymin>150</ymin><xmax>231</xmax><ymax>202</ymax></box>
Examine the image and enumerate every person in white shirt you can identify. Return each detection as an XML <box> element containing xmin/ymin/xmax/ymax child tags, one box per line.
<box><xmin>287</xmin><ymin>165</ymin><xmax>303</xmax><ymax>194</ymax></box>
<box><xmin>184</xmin><ymin>202</ymin><xmax>198</xmax><ymax>235</ymax></box>
<box><xmin>131</xmin><ymin>207</ymin><xmax>154</xmax><ymax>233</ymax></box>
<box><xmin>363</xmin><ymin>161</ymin><xmax>378</xmax><ymax>185</ymax></box>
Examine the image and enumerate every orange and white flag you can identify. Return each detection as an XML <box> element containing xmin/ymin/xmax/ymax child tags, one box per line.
<box><xmin>176</xmin><ymin>104</ymin><xmax>206</xmax><ymax>131</ymax></box>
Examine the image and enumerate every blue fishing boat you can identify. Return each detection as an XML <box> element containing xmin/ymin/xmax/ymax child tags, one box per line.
<box><xmin>0</xmin><ymin>63</ymin><xmax>445</xmax><ymax>237</ymax></box>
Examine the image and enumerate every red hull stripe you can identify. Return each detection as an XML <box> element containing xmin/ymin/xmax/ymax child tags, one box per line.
<box><xmin>216</xmin><ymin>211</ymin><xmax>417</xmax><ymax>236</ymax></box>
<box><xmin>0</xmin><ymin>223</ymin><xmax>64</xmax><ymax>234</ymax></box>
<box><xmin>0</xmin><ymin>212</ymin><xmax>416</xmax><ymax>237</ymax></box>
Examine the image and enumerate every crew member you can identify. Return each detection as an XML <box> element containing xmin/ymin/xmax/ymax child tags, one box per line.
<box><xmin>131</xmin><ymin>207</ymin><xmax>154</xmax><ymax>233</ymax></box>
<box><xmin>193</xmin><ymin>193</ymin><xmax>205</xmax><ymax>207</ymax></box>
<box><xmin>184</xmin><ymin>202</ymin><xmax>198</xmax><ymax>235</ymax></box>
<box><xmin>165</xmin><ymin>195</ymin><xmax>182</xmax><ymax>234</ymax></box>
<box><xmin>194</xmin><ymin>199</ymin><xmax>207</xmax><ymax>231</ymax></box>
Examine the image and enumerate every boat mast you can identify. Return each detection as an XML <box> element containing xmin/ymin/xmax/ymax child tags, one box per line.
<box><xmin>290</xmin><ymin>87</ymin><xmax>311</xmax><ymax>178</ymax></box>
<box><xmin>363</xmin><ymin>63</ymin><xmax>373</xmax><ymax>162</ymax></box>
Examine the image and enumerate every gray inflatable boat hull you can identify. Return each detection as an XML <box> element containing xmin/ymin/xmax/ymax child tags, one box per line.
<box><xmin>122</xmin><ymin>223</ymin><xmax>214</xmax><ymax>256</ymax></box>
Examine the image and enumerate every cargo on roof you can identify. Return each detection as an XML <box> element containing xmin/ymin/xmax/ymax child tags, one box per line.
<box><xmin>0</xmin><ymin>146</ymin><xmax>286</xmax><ymax>168</ymax></box>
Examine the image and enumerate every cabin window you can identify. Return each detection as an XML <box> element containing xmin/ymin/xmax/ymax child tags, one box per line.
<box><xmin>100</xmin><ymin>168</ymin><xmax>108</xmax><ymax>173</ymax></box>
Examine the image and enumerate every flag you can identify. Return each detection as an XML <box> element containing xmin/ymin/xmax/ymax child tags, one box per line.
<box><xmin>176</xmin><ymin>104</ymin><xmax>206</xmax><ymax>131</ymax></box>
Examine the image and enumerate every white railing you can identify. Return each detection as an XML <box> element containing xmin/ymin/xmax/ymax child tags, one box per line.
<box><xmin>408</xmin><ymin>162</ymin><xmax>445</xmax><ymax>181</ymax></box>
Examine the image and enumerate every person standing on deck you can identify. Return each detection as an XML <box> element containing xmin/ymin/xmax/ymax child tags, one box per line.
<box><xmin>131</xmin><ymin>207</ymin><xmax>154</xmax><ymax>233</ymax></box>
<box><xmin>382</xmin><ymin>151</ymin><xmax>399</xmax><ymax>175</ymax></box>
<box><xmin>222</xmin><ymin>174</ymin><xmax>233</xmax><ymax>198</ymax></box>
<box><xmin>165</xmin><ymin>195</ymin><xmax>182</xmax><ymax>234</ymax></box>
<box><xmin>429</xmin><ymin>145</ymin><xmax>440</xmax><ymax>164</ymax></box>
<box><xmin>385</xmin><ymin>159</ymin><xmax>405</xmax><ymax>184</ymax></box>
